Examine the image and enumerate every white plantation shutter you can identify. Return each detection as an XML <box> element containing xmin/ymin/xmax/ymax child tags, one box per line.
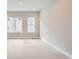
<box><xmin>27</xmin><ymin>17</ymin><xmax>35</xmax><ymax>32</ymax></box>
<box><xmin>8</xmin><ymin>17</ymin><xmax>22</xmax><ymax>32</ymax></box>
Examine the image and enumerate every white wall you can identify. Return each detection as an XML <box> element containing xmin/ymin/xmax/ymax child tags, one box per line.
<box><xmin>40</xmin><ymin>0</ymin><xmax>72</xmax><ymax>54</ymax></box>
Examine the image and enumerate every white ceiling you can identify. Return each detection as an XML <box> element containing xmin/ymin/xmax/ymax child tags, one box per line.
<box><xmin>7</xmin><ymin>0</ymin><xmax>56</xmax><ymax>11</ymax></box>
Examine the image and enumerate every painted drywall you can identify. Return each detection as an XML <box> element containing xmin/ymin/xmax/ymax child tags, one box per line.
<box><xmin>7</xmin><ymin>0</ymin><xmax>53</xmax><ymax>11</ymax></box>
<box><xmin>40</xmin><ymin>0</ymin><xmax>72</xmax><ymax>54</ymax></box>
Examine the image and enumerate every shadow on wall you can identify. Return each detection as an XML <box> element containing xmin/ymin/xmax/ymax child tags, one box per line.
<box><xmin>40</xmin><ymin>0</ymin><xmax>72</xmax><ymax>56</ymax></box>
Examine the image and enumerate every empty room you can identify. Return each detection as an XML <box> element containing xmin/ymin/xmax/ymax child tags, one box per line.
<box><xmin>7</xmin><ymin>0</ymin><xmax>72</xmax><ymax>59</ymax></box>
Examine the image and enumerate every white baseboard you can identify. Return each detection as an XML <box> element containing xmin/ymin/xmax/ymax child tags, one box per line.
<box><xmin>42</xmin><ymin>39</ymin><xmax>72</xmax><ymax>58</ymax></box>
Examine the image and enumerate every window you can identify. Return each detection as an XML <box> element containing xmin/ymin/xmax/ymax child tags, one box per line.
<box><xmin>15</xmin><ymin>17</ymin><xmax>22</xmax><ymax>32</ymax></box>
<box><xmin>27</xmin><ymin>17</ymin><xmax>35</xmax><ymax>32</ymax></box>
<box><xmin>7</xmin><ymin>17</ymin><xmax>22</xmax><ymax>32</ymax></box>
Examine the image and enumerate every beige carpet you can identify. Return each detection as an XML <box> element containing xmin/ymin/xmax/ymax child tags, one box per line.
<box><xmin>7</xmin><ymin>39</ymin><xmax>70</xmax><ymax>59</ymax></box>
